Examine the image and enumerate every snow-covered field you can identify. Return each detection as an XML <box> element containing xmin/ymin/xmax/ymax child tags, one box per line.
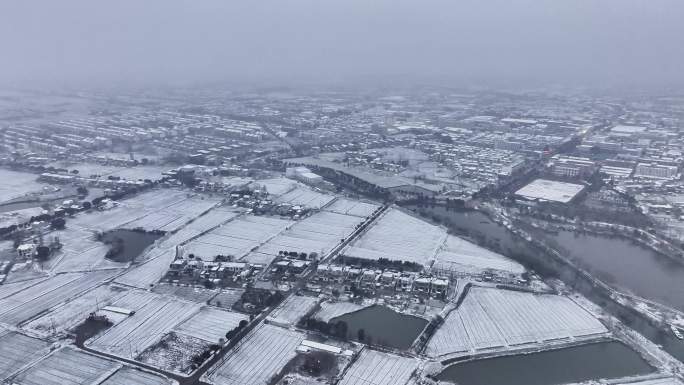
<box><xmin>114</xmin><ymin>249</ymin><xmax>175</xmax><ymax>288</ymax></box>
<box><xmin>204</xmin><ymin>324</ymin><xmax>305</xmax><ymax>385</ymax></box>
<box><xmin>157</xmin><ymin>207</ymin><xmax>240</xmax><ymax>250</ymax></box>
<box><xmin>174</xmin><ymin>307</ymin><xmax>247</xmax><ymax>343</ymax></box>
<box><xmin>344</xmin><ymin>208</ymin><xmax>446</xmax><ymax>265</ymax></box>
<box><xmin>615</xmin><ymin>378</ymin><xmax>684</xmax><ymax>385</ymax></box>
<box><xmin>22</xmin><ymin>284</ymin><xmax>128</xmax><ymax>337</ymax></box>
<box><xmin>0</xmin><ymin>170</ymin><xmax>45</xmax><ymax>203</ymax></box>
<box><xmin>337</xmin><ymin>349</ymin><xmax>418</xmax><ymax>385</ymax></box>
<box><xmin>184</xmin><ymin>215</ymin><xmax>292</xmax><ymax>260</ymax></box>
<box><xmin>87</xmin><ymin>291</ymin><xmax>201</xmax><ymax>359</ymax></box>
<box><xmin>152</xmin><ymin>283</ymin><xmax>218</xmax><ymax>303</ymax></box>
<box><xmin>49</xmin><ymin>227</ymin><xmax>127</xmax><ymax>273</ymax></box>
<box><xmin>0</xmin><ymin>331</ymin><xmax>51</xmax><ymax>382</ymax></box>
<box><xmin>0</xmin><ymin>270</ymin><xmax>119</xmax><ymax>326</ymax></box>
<box><xmin>267</xmin><ymin>295</ymin><xmax>319</xmax><ymax>327</ymax></box>
<box><xmin>314</xmin><ymin>301</ymin><xmax>369</xmax><ymax>323</ymax></box>
<box><xmin>251</xmin><ymin>177</ymin><xmax>297</xmax><ymax>196</ymax></box>
<box><xmin>244</xmin><ymin>211</ymin><xmax>362</xmax><ymax>264</ymax></box>
<box><xmin>10</xmin><ymin>346</ymin><xmax>174</xmax><ymax>385</ymax></box>
<box><xmin>210</xmin><ymin>288</ymin><xmax>244</xmax><ymax>309</ymax></box>
<box><xmin>137</xmin><ymin>332</ymin><xmax>208</xmax><ymax>375</ymax></box>
<box><xmin>276</xmin><ymin>186</ymin><xmax>334</xmax><ymax>209</ymax></box>
<box><xmin>433</xmin><ymin>235</ymin><xmax>525</xmax><ymax>275</ymax></box>
<box><xmin>425</xmin><ymin>287</ymin><xmax>608</xmax><ymax>356</ymax></box>
<box><xmin>325</xmin><ymin>198</ymin><xmax>379</xmax><ymax>218</ymax></box>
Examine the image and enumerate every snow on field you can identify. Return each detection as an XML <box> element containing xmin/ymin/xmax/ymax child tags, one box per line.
<box><xmin>11</xmin><ymin>346</ymin><xmax>119</xmax><ymax>385</ymax></box>
<box><xmin>22</xmin><ymin>284</ymin><xmax>128</xmax><ymax>337</ymax></box>
<box><xmin>0</xmin><ymin>270</ymin><xmax>119</xmax><ymax>326</ymax></box>
<box><xmin>205</xmin><ymin>324</ymin><xmax>305</xmax><ymax>385</ymax></box>
<box><xmin>337</xmin><ymin>349</ymin><xmax>418</xmax><ymax>385</ymax></box>
<box><xmin>158</xmin><ymin>207</ymin><xmax>240</xmax><ymax>250</ymax></box>
<box><xmin>88</xmin><ymin>291</ymin><xmax>201</xmax><ymax>359</ymax></box>
<box><xmin>50</xmin><ymin>227</ymin><xmax>127</xmax><ymax>273</ymax></box>
<box><xmin>100</xmin><ymin>366</ymin><xmax>174</xmax><ymax>385</ymax></box>
<box><xmin>0</xmin><ymin>331</ymin><xmax>51</xmax><ymax>381</ymax></box>
<box><xmin>210</xmin><ymin>288</ymin><xmax>244</xmax><ymax>309</ymax></box>
<box><xmin>425</xmin><ymin>287</ymin><xmax>608</xmax><ymax>357</ymax></box>
<box><xmin>344</xmin><ymin>208</ymin><xmax>446</xmax><ymax>265</ymax></box>
<box><xmin>267</xmin><ymin>295</ymin><xmax>319</xmax><ymax>326</ymax></box>
<box><xmin>0</xmin><ymin>170</ymin><xmax>45</xmax><ymax>203</ymax></box>
<box><xmin>152</xmin><ymin>283</ymin><xmax>217</xmax><ymax>303</ymax></box>
<box><xmin>114</xmin><ymin>249</ymin><xmax>175</xmax><ymax>288</ymax></box>
<box><xmin>314</xmin><ymin>301</ymin><xmax>368</xmax><ymax>323</ymax></box>
<box><xmin>0</xmin><ymin>277</ymin><xmax>48</xmax><ymax>300</ymax></box>
<box><xmin>137</xmin><ymin>332</ymin><xmax>208</xmax><ymax>375</ymax></box>
<box><xmin>244</xmin><ymin>211</ymin><xmax>362</xmax><ymax>264</ymax></box>
<box><xmin>251</xmin><ymin>177</ymin><xmax>297</xmax><ymax>196</ymax></box>
<box><xmin>615</xmin><ymin>378</ymin><xmax>684</xmax><ymax>385</ymax></box>
<box><xmin>276</xmin><ymin>186</ymin><xmax>334</xmax><ymax>209</ymax></box>
<box><xmin>433</xmin><ymin>235</ymin><xmax>525</xmax><ymax>275</ymax></box>
<box><xmin>325</xmin><ymin>198</ymin><xmax>379</xmax><ymax>218</ymax></box>
<box><xmin>174</xmin><ymin>307</ymin><xmax>247</xmax><ymax>343</ymax></box>
<box><xmin>184</xmin><ymin>215</ymin><xmax>292</xmax><ymax>260</ymax></box>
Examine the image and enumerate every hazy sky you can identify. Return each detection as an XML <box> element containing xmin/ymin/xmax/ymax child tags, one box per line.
<box><xmin>1</xmin><ymin>0</ymin><xmax>683</xmax><ymax>90</ymax></box>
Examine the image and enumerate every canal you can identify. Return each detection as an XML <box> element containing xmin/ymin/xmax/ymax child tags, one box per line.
<box><xmin>330</xmin><ymin>305</ymin><xmax>428</xmax><ymax>350</ymax></box>
<box><xmin>406</xmin><ymin>205</ymin><xmax>684</xmax><ymax>362</ymax></box>
<box><xmin>437</xmin><ymin>341</ymin><xmax>653</xmax><ymax>385</ymax></box>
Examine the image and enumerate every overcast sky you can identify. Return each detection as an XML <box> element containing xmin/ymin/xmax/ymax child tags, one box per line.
<box><xmin>1</xmin><ymin>0</ymin><xmax>683</xmax><ymax>90</ymax></box>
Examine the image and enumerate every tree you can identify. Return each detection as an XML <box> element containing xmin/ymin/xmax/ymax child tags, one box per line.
<box><xmin>82</xmin><ymin>201</ymin><xmax>92</xmax><ymax>210</ymax></box>
<box><xmin>239</xmin><ymin>319</ymin><xmax>249</xmax><ymax>329</ymax></box>
<box><xmin>50</xmin><ymin>218</ymin><xmax>66</xmax><ymax>230</ymax></box>
<box><xmin>357</xmin><ymin>328</ymin><xmax>365</xmax><ymax>342</ymax></box>
<box><xmin>36</xmin><ymin>246</ymin><xmax>50</xmax><ymax>261</ymax></box>
<box><xmin>76</xmin><ymin>186</ymin><xmax>88</xmax><ymax>195</ymax></box>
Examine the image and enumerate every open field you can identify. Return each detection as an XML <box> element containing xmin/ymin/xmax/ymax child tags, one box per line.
<box><xmin>616</xmin><ymin>378</ymin><xmax>684</xmax><ymax>385</ymax></box>
<box><xmin>425</xmin><ymin>287</ymin><xmax>608</xmax><ymax>356</ymax></box>
<box><xmin>276</xmin><ymin>186</ymin><xmax>334</xmax><ymax>209</ymax></box>
<box><xmin>184</xmin><ymin>215</ymin><xmax>292</xmax><ymax>260</ymax></box>
<box><xmin>10</xmin><ymin>346</ymin><xmax>119</xmax><ymax>385</ymax></box>
<box><xmin>245</xmin><ymin>211</ymin><xmax>362</xmax><ymax>264</ymax></box>
<box><xmin>344</xmin><ymin>208</ymin><xmax>446</xmax><ymax>265</ymax></box>
<box><xmin>314</xmin><ymin>301</ymin><xmax>368</xmax><ymax>323</ymax></box>
<box><xmin>114</xmin><ymin>249</ymin><xmax>175</xmax><ymax>288</ymax></box>
<box><xmin>88</xmin><ymin>291</ymin><xmax>201</xmax><ymax>359</ymax></box>
<box><xmin>251</xmin><ymin>177</ymin><xmax>297</xmax><ymax>196</ymax></box>
<box><xmin>267</xmin><ymin>294</ymin><xmax>319</xmax><ymax>327</ymax></box>
<box><xmin>325</xmin><ymin>198</ymin><xmax>379</xmax><ymax>218</ymax></box>
<box><xmin>152</xmin><ymin>283</ymin><xmax>218</xmax><ymax>303</ymax></box>
<box><xmin>157</xmin><ymin>207</ymin><xmax>240</xmax><ymax>250</ymax></box>
<box><xmin>0</xmin><ymin>270</ymin><xmax>120</xmax><ymax>326</ymax></box>
<box><xmin>174</xmin><ymin>307</ymin><xmax>247</xmax><ymax>343</ymax></box>
<box><xmin>433</xmin><ymin>235</ymin><xmax>525</xmax><ymax>275</ymax></box>
<box><xmin>51</xmin><ymin>227</ymin><xmax>128</xmax><ymax>273</ymax></box>
<box><xmin>209</xmin><ymin>288</ymin><xmax>245</xmax><ymax>309</ymax></box>
<box><xmin>22</xmin><ymin>284</ymin><xmax>128</xmax><ymax>337</ymax></box>
<box><xmin>137</xmin><ymin>332</ymin><xmax>208</xmax><ymax>375</ymax></box>
<box><xmin>337</xmin><ymin>349</ymin><xmax>418</xmax><ymax>385</ymax></box>
<box><xmin>0</xmin><ymin>169</ymin><xmax>46</xmax><ymax>203</ymax></box>
<box><xmin>0</xmin><ymin>331</ymin><xmax>51</xmax><ymax>381</ymax></box>
<box><xmin>100</xmin><ymin>366</ymin><xmax>175</xmax><ymax>385</ymax></box>
<box><xmin>204</xmin><ymin>324</ymin><xmax>305</xmax><ymax>385</ymax></box>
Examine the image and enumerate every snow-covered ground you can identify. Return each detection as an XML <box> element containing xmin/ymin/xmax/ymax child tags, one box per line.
<box><xmin>344</xmin><ymin>208</ymin><xmax>446</xmax><ymax>265</ymax></box>
<box><xmin>251</xmin><ymin>177</ymin><xmax>297</xmax><ymax>196</ymax></box>
<box><xmin>276</xmin><ymin>186</ymin><xmax>334</xmax><ymax>209</ymax></box>
<box><xmin>204</xmin><ymin>324</ymin><xmax>305</xmax><ymax>385</ymax></box>
<box><xmin>325</xmin><ymin>198</ymin><xmax>379</xmax><ymax>218</ymax></box>
<box><xmin>0</xmin><ymin>270</ymin><xmax>120</xmax><ymax>326</ymax></box>
<box><xmin>100</xmin><ymin>366</ymin><xmax>174</xmax><ymax>385</ymax></box>
<box><xmin>426</xmin><ymin>287</ymin><xmax>608</xmax><ymax>357</ymax></box>
<box><xmin>114</xmin><ymin>249</ymin><xmax>175</xmax><ymax>288</ymax></box>
<box><xmin>337</xmin><ymin>349</ymin><xmax>418</xmax><ymax>385</ymax></box>
<box><xmin>614</xmin><ymin>378</ymin><xmax>684</xmax><ymax>385</ymax></box>
<box><xmin>433</xmin><ymin>234</ymin><xmax>525</xmax><ymax>275</ymax></box>
<box><xmin>0</xmin><ymin>170</ymin><xmax>46</xmax><ymax>203</ymax></box>
<box><xmin>313</xmin><ymin>301</ymin><xmax>369</xmax><ymax>323</ymax></box>
<box><xmin>267</xmin><ymin>295</ymin><xmax>319</xmax><ymax>327</ymax></box>
<box><xmin>0</xmin><ymin>331</ymin><xmax>51</xmax><ymax>382</ymax></box>
<box><xmin>11</xmin><ymin>346</ymin><xmax>119</xmax><ymax>385</ymax></box>
<box><xmin>151</xmin><ymin>283</ymin><xmax>218</xmax><ymax>303</ymax></box>
<box><xmin>174</xmin><ymin>307</ymin><xmax>247</xmax><ymax>343</ymax></box>
<box><xmin>87</xmin><ymin>291</ymin><xmax>201</xmax><ymax>359</ymax></box>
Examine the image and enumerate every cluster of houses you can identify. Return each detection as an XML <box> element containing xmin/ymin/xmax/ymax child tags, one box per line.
<box><xmin>315</xmin><ymin>264</ymin><xmax>450</xmax><ymax>298</ymax></box>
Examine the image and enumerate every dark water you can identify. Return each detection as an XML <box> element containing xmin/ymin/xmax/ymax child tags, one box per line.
<box><xmin>551</xmin><ymin>230</ymin><xmax>684</xmax><ymax>311</ymax></box>
<box><xmin>407</xmin><ymin>205</ymin><xmax>684</xmax><ymax>363</ymax></box>
<box><xmin>330</xmin><ymin>305</ymin><xmax>428</xmax><ymax>350</ymax></box>
<box><xmin>101</xmin><ymin>229</ymin><xmax>162</xmax><ymax>262</ymax></box>
<box><xmin>437</xmin><ymin>341</ymin><xmax>653</xmax><ymax>385</ymax></box>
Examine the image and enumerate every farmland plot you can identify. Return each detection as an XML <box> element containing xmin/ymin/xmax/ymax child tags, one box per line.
<box><xmin>337</xmin><ymin>349</ymin><xmax>418</xmax><ymax>385</ymax></box>
<box><xmin>267</xmin><ymin>295</ymin><xmax>319</xmax><ymax>327</ymax></box>
<box><xmin>114</xmin><ymin>249</ymin><xmax>175</xmax><ymax>288</ymax></box>
<box><xmin>100</xmin><ymin>366</ymin><xmax>174</xmax><ymax>385</ymax></box>
<box><xmin>276</xmin><ymin>187</ymin><xmax>334</xmax><ymax>209</ymax></box>
<box><xmin>425</xmin><ymin>287</ymin><xmax>608</xmax><ymax>357</ymax></box>
<box><xmin>137</xmin><ymin>332</ymin><xmax>208</xmax><ymax>375</ymax></box>
<box><xmin>174</xmin><ymin>307</ymin><xmax>247</xmax><ymax>343</ymax></box>
<box><xmin>314</xmin><ymin>301</ymin><xmax>369</xmax><ymax>323</ymax></box>
<box><xmin>0</xmin><ymin>270</ymin><xmax>119</xmax><ymax>326</ymax></box>
<box><xmin>0</xmin><ymin>331</ymin><xmax>51</xmax><ymax>381</ymax></box>
<box><xmin>325</xmin><ymin>198</ymin><xmax>379</xmax><ymax>218</ymax></box>
<box><xmin>204</xmin><ymin>324</ymin><xmax>305</xmax><ymax>385</ymax></box>
<box><xmin>22</xmin><ymin>284</ymin><xmax>128</xmax><ymax>337</ymax></box>
<box><xmin>209</xmin><ymin>288</ymin><xmax>244</xmax><ymax>309</ymax></box>
<box><xmin>10</xmin><ymin>346</ymin><xmax>119</xmax><ymax>385</ymax></box>
<box><xmin>433</xmin><ymin>235</ymin><xmax>525</xmax><ymax>275</ymax></box>
<box><xmin>88</xmin><ymin>292</ymin><xmax>201</xmax><ymax>359</ymax></box>
<box><xmin>0</xmin><ymin>170</ymin><xmax>45</xmax><ymax>203</ymax></box>
<box><xmin>344</xmin><ymin>209</ymin><xmax>446</xmax><ymax>265</ymax></box>
<box><xmin>251</xmin><ymin>177</ymin><xmax>297</xmax><ymax>196</ymax></box>
<box><xmin>157</xmin><ymin>208</ymin><xmax>240</xmax><ymax>250</ymax></box>
<box><xmin>152</xmin><ymin>283</ymin><xmax>218</xmax><ymax>303</ymax></box>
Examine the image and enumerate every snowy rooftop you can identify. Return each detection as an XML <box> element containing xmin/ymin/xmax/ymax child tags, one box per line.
<box><xmin>515</xmin><ymin>179</ymin><xmax>585</xmax><ymax>203</ymax></box>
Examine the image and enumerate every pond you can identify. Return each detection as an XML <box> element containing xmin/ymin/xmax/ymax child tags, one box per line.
<box><xmin>330</xmin><ymin>305</ymin><xmax>428</xmax><ymax>350</ymax></box>
<box><xmin>437</xmin><ymin>341</ymin><xmax>653</xmax><ymax>385</ymax></box>
<box><xmin>100</xmin><ymin>229</ymin><xmax>162</xmax><ymax>263</ymax></box>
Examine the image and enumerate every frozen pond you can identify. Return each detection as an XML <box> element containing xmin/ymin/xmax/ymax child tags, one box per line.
<box><xmin>437</xmin><ymin>341</ymin><xmax>653</xmax><ymax>385</ymax></box>
<box><xmin>330</xmin><ymin>305</ymin><xmax>427</xmax><ymax>349</ymax></box>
